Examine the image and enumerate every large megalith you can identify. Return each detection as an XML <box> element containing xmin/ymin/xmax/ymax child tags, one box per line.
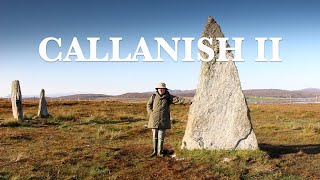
<box><xmin>38</xmin><ymin>89</ymin><xmax>50</xmax><ymax>118</ymax></box>
<box><xmin>11</xmin><ymin>80</ymin><xmax>23</xmax><ymax>120</ymax></box>
<box><xmin>181</xmin><ymin>16</ymin><xmax>258</xmax><ymax>150</ymax></box>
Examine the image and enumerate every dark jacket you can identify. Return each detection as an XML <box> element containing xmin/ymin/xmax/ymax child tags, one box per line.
<box><xmin>147</xmin><ymin>91</ymin><xmax>191</xmax><ymax>129</ymax></box>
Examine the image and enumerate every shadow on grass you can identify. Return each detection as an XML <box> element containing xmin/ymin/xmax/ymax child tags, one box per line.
<box><xmin>259</xmin><ymin>143</ymin><xmax>320</xmax><ymax>158</ymax></box>
<box><xmin>78</xmin><ymin>118</ymin><xmax>145</xmax><ymax>125</ymax></box>
<box><xmin>162</xmin><ymin>149</ymin><xmax>175</xmax><ymax>157</ymax></box>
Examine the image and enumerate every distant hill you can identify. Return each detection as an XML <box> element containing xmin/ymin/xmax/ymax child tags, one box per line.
<box><xmin>300</xmin><ymin>88</ymin><xmax>320</xmax><ymax>93</ymax></box>
<box><xmin>115</xmin><ymin>92</ymin><xmax>154</xmax><ymax>99</ymax></box>
<box><xmin>3</xmin><ymin>88</ymin><xmax>320</xmax><ymax>100</ymax></box>
<box><xmin>169</xmin><ymin>90</ymin><xmax>196</xmax><ymax>97</ymax></box>
<box><xmin>244</xmin><ymin>89</ymin><xmax>320</xmax><ymax>98</ymax></box>
<box><xmin>57</xmin><ymin>94</ymin><xmax>112</xmax><ymax>100</ymax></box>
<box><xmin>45</xmin><ymin>88</ymin><xmax>320</xmax><ymax>100</ymax></box>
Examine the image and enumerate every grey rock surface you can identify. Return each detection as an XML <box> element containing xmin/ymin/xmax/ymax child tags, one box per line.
<box><xmin>181</xmin><ymin>16</ymin><xmax>258</xmax><ymax>150</ymax></box>
<box><xmin>11</xmin><ymin>80</ymin><xmax>23</xmax><ymax>120</ymax></box>
<box><xmin>38</xmin><ymin>89</ymin><xmax>49</xmax><ymax>118</ymax></box>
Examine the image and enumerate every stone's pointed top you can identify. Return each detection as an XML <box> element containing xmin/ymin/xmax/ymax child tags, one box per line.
<box><xmin>12</xmin><ymin>80</ymin><xmax>20</xmax><ymax>84</ymax></box>
<box><xmin>40</xmin><ymin>89</ymin><xmax>45</xmax><ymax>96</ymax></box>
<box><xmin>207</xmin><ymin>16</ymin><xmax>214</xmax><ymax>22</ymax></box>
<box><xmin>202</xmin><ymin>16</ymin><xmax>223</xmax><ymax>39</ymax></box>
<box><xmin>206</xmin><ymin>16</ymin><xmax>218</xmax><ymax>25</ymax></box>
<box><xmin>11</xmin><ymin>80</ymin><xmax>22</xmax><ymax>94</ymax></box>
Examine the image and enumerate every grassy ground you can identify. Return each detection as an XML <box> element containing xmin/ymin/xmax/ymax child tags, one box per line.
<box><xmin>0</xmin><ymin>99</ymin><xmax>320</xmax><ymax>179</ymax></box>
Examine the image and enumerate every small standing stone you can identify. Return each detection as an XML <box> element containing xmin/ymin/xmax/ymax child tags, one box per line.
<box><xmin>11</xmin><ymin>80</ymin><xmax>23</xmax><ymax>120</ymax></box>
<box><xmin>38</xmin><ymin>89</ymin><xmax>49</xmax><ymax>118</ymax></box>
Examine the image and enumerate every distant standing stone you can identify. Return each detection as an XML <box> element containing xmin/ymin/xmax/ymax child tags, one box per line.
<box><xmin>181</xmin><ymin>16</ymin><xmax>258</xmax><ymax>150</ymax></box>
<box><xmin>11</xmin><ymin>80</ymin><xmax>23</xmax><ymax>120</ymax></box>
<box><xmin>38</xmin><ymin>89</ymin><xmax>49</xmax><ymax>118</ymax></box>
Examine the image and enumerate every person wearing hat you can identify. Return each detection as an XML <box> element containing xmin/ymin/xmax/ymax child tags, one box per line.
<box><xmin>147</xmin><ymin>82</ymin><xmax>192</xmax><ymax>157</ymax></box>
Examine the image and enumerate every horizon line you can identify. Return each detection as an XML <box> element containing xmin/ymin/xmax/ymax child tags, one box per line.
<box><xmin>1</xmin><ymin>87</ymin><xmax>320</xmax><ymax>98</ymax></box>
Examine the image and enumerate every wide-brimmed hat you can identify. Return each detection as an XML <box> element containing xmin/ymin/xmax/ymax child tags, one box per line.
<box><xmin>155</xmin><ymin>82</ymin><xmax>167</xmax><ymax>89</ymax></box>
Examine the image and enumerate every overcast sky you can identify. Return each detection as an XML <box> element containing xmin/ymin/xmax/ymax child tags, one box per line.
<box><xmin>1</xmin><ymin>0</ymin><xmax>320</xmax><ymax>97</ymax></box>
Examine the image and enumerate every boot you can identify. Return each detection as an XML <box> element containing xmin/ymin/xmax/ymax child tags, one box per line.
<box><xmin>150</xmin><ymin>139</ymin><xmax>157</xmax><ymax>157</ymax></box>
<box><xmin>157</xmin><ymin>139</ymin><xmax>164</xmax><ymax>157</ymax></box>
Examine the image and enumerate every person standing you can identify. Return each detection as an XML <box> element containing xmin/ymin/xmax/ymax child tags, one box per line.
<box><xmin>147</xmin><ymin>82</ymin><xmax>192</xmax><ymax>157</ymax></box>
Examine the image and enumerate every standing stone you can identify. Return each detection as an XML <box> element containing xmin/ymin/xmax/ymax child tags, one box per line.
<box><xmin>38</xmin><ymin>89</ymin><xmax>49</xmax><ymax>118</ymax></box>
<box><xmin>11</xmin><ymin>80</ymin><xmax>23</xmax><ymax>120</ymax></box>
<box><xmin>181</xmin><ymin>16</ymin><xmax>258</xmax><ymax>150</ymax></box>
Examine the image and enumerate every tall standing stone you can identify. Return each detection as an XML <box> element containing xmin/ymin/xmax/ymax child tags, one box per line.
<box><xmin>181</xmin><ymin>16</ymin><xmax>258</xmax><ymax>150</ymax></box>
<box><xmin>11</xmin><ymin>80</ymin><xmax>23</xmax><ymax>120</ymax></box>
<box><xmin>38</xmin><ymin>89</ymin><xmax>49</xmax><ymax>118</ymax></box>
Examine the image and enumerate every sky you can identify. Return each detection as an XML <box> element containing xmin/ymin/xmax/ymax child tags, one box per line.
<box><xmin>1</xmin><ymin>0</ymin><xmax>320</xmax><ymax>97</ymax></box>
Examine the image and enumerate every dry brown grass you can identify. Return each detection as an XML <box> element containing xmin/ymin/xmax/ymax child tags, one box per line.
<box><xmin>0</xmin><ymin>99</ymin><xmax>320</xmax><ymax>179</ymax></box>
